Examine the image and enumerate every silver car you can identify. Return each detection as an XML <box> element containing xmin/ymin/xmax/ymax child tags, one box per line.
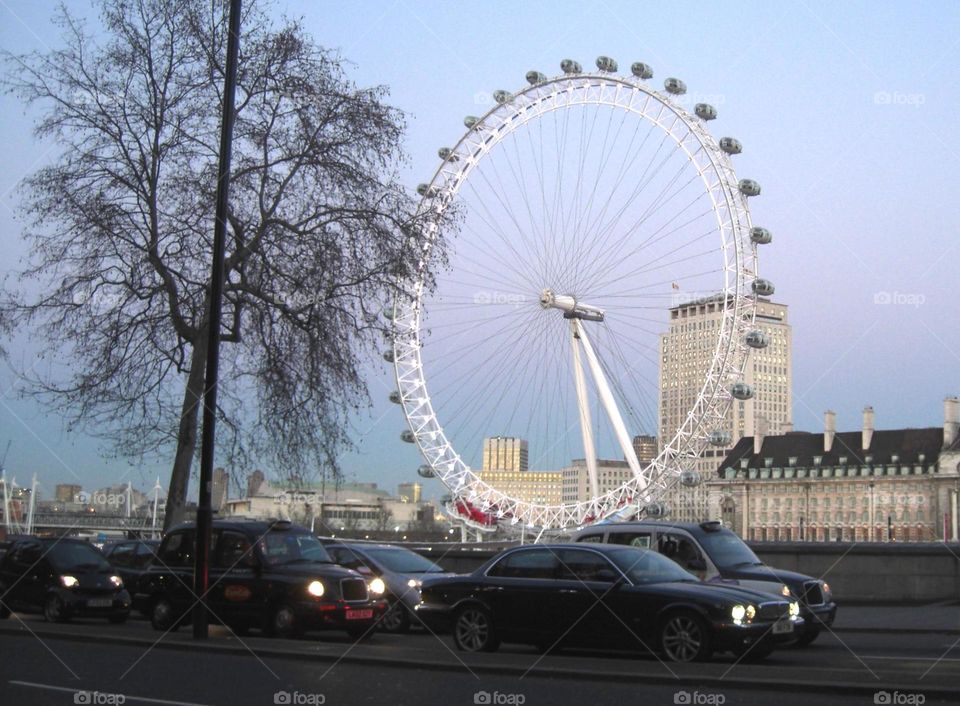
<box><xmin>324</xmin><ymin>542</ymin><xmax>454</xmax><ymax>633</ymax></box>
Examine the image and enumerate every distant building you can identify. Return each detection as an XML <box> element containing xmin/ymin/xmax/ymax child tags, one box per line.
<box><xmin>562</xmin><ymin>459</ymin><xmax>634</xmax><ymax>504</ymax></box>
<box><xmin>632</xmin><ymin>435</ymin><xmax>658</xmax><ymax>465</ymax></box>
<box><xmin>55</xmin><ymin>484</ymin><xmax>82</xmax><ymax>503</ymax></box>
<box><xmin>482</xmin><ymin>437</ymin><xmax>528</xmax><ymax>472</ymax></box>
<box><xmin>476</xmin><ymin>468</ymin><xmax>563</xmax><ymax>505</ymax></box>
<box><xmin>397</xmin><ymin>482</ymin><xmax>422</xmax><ymax>503</ymax></box>
<box><xmin>709</xmin><ymin>399</ymin><xmax>960</xmax><ymax>542</ymax></box>
<box><xmin>212</xmin><ymin>468</ymin><xmax>229</xmax><ymax>512</ymax></box>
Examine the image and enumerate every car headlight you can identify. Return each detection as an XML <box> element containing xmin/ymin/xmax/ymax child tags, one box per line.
<box><xmin>60</xmin><ymin>575</ymin><xmax>79</xmax><ymax>589</ymax></box>
<box><xmin>109</xmin><ymin>575</ymin><xmax>123</xmax><ymax>588</ymax></box>
<box><xmin>822</xmin><ymin>581</ymin><xmax>832</xmax><ymax>597</ymax></box>
<box><xmin>369</xmin><ymin>577</ymin><xmax>386</xmax><ymax>595</ymax></box>
<box><xmin>781</xmin><ymin>584</ymin><xmax>792</xmax><ymax>597</ymax></box>
<box><xmin>731</xmin><ymin>604</ymin><xmax>746</xmax><ymax>621</ymax></box>
<box><xmin>746</xmin><ymin>604</ymin><xmax>756</xmax><ymax>620</ymax></box>
<box><xmin>407</xmin><ymin>579</ymin><xmax>422</xmax><ymax>589</ymax></box>
<box><xmin>306</xmin><ymin>580</ymin><xmax>325</xmax><ymax>597</ymax></box>
<box><xmin>789</xmin><ymin>601</ymin><xmax>800</xmax><ymax>618</ymax></box>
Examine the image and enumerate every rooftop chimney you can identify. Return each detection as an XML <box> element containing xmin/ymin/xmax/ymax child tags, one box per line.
<box><xmin>945</xmin><ymin>397</ymin><xmax>960</xmax><ymax>449</ymax></box>
<box><xmin>782</xmin><ymin>421</ymin><xmax>794</xmax><ymax>434</ymax></box>
<box><xmin>862</xmin><ymin>406</ymin><xmax>875</xmax><ymax>451</ymax></box>
<box><xmin>824</xmin><ymin>410</ymin><xmax>836</xmax><ymax>453</ymax></box>
<box><xmin>754</xmin><ymin>417</ymin><xmax>768</xmax><ymax>455</ymax></box>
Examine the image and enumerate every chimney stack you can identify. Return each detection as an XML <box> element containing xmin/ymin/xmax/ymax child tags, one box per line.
<box><xmin>753</xmin><ymin>417</ymin><xmax>768</xmax><ymax>455</ymax></box>
<box><xmin>945</xmin><ymin>397</ymin><xmax>960</xmax><ymax>449</ymax></box>
<box><xmin>862</xmin><ymin>406</ymin><xmax>875</xmax><ymax>451</ymax></box>
<box><xmin>824</xmin><ymin>410</ymin><xmax>836</xmax><ymax>453</ymax></box>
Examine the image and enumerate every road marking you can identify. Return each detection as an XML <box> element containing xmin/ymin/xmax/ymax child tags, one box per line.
<box><xmin>9</xmin><ymin>680</ymin><xmax>213</xmax><ymax>706</ymax></box>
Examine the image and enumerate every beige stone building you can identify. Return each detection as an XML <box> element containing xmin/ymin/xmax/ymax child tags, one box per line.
<box><xmin>708</xmin><ymin>399</ymin><xmax>960</xmax><ymax>542</ymax></box>
<box><xmin>561</xmin><ymin>459</ymin><xmax>634</xmax><ymax>504</ymax></box>
<box><xmin>659</xmin><ymin>295</ymin><xmax>792</xmax><ymax>520</ymax></box>
<box><xmin>482</xmin><ymin>436</ymin><xmax>529</xmax><ymax>472</ymax></box>
<box><xmin>476</xmin><ymin>468</ymin><xmax>563</xmax><ymax>505</ymax></box>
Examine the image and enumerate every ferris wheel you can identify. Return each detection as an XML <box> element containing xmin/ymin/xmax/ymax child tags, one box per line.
<box><xmin>389</xmin><ymin>57</ymin><xmax>773</xmax><ymax>534</ymax></box>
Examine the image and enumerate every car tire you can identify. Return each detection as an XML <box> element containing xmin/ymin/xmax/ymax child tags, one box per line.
<box><xmin>150</xmin><ymin>597</ymin><xmax>179</xmax><ymax>632</ymax></box>
<box><xmin>108</xmin><ymin>613</ymin><xmax>128</xmax><ymax>625</ymax></box>
<box><xmin>793</xmin><ymin>626</ymin><xmax>821</xmax><ymax>647</ymax></box>
<box><xmin>659</xmin><ymin>610</ymin><xmax>712</xmax><ymax>662</ymax></box>
<box><xmin>266</xmin><ymin>604</ymin><xmax>302</xmax><ymax>639</ymax></box>
<box><xmin>43</xmin><ymin>595</ymin><xmax>68</xmax><ymax>623</ymax></box>
<box><xmin>452</xmin><ymin>605</ymin><xmax>500</xmax><ymax>653</ymax></box>
<box><xmin>378</xmin><ymin>599</ymin><xmax>411</xmax><ymax>634</ymax></box>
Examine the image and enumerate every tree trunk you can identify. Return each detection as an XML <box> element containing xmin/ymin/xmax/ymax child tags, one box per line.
<box><xmin>163</xmin><ymin>336</ymin><xmax>208</xmax><ymax>530</ymax></box>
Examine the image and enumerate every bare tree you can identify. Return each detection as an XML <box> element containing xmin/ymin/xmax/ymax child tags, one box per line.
<box><xmin>0</xmin><ymin>0</ymin><xmax>445</xmax><ymax>528</ymax></box>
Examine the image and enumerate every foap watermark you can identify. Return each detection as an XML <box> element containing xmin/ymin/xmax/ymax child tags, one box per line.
<box><xmin>873</xmin><ymin>91</ymin><xmax>925</xmax><ymax>107</ymax></box>
<box><xmin>474</xmin><ymin>691</ymin><xmax>526</xmax><ymax>705</ymax></box>
<box><xmin>873</xmin><ymin>291</ymin><xmax>925</xmax><ymax>307</ymax></box>
<box><xmin>674</xmin><ymin>690</ymin><xmax>726</xmax><ymax>705</ymax></box>
<box><xmin>274</xmin><ymin>691</ymin><xmax>325</xmax><ymax>705</ymax></box>
<box><xmin>74</xmin><ymin>691</ymin><xmax>126</xmax><ymax>705</ymax></box>
<box><xmin>874</xmin><ymin>690</ymin><xmax>925</xmax><ymax>705</ymax></box>
<box><xmin>473</xmin><ymin>291</ymin><xmax>524</xmax><ymax>307</ymax></box>
<box><xmin>674</xmin><ymin>92</ymin><xmax>727</xmax><ymax>108</ymax></box>
<box><xmin>274</xmin><ymin>491</ymin><xmax>316</xmax><ymax>505</ymax></box>
<box><xmin>670</xmin><ymin>290</ymin><xmax>718</xmax><ymax>308</ymax></box>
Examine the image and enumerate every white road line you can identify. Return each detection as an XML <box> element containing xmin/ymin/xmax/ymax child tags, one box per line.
<box><xmin>9</xmin><ymin>680</ymin><xmax>213</xmax><ymax>706</ymax></box>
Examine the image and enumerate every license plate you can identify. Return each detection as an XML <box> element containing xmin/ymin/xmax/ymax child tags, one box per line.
<box><xmin>87</xmin><ymin>598</ymin><xmax>112</xmax><ymax>608</ymax></box>
<box><xmin>345</xmin><ymin>609</ymin><xmax>373</xmax><ymax>620</ymax></box>
<box><xmin>773</xmin><ymin>618</ymin><xmax>793</xmax><ymax>634</ymax></box>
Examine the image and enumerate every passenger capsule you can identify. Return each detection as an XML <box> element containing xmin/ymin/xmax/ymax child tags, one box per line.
<box><xmin>731</xmin><ymin>382</ymin><xmax>754</xmax><ymax>400</ymax></box>
<box><xmin>646</xmin><ymin>501</ymin><xmax>670</xmax><ymax>519</ymax></box>
<box><xmin>382</xmin><ymin>349</ymin><xmax>395</xmax><ymax>363</ymax></box>
<box><xmin>417</xmin><ymin>183</ymin><xmax>438</xmax><ymax>198</ymax></box>
<box><xmin>493</xmin><ymin>89</ymin><xmax>513</xmax><ymax>104</ymax></box>
<box><xmin>745</xmin><ymin>330</ymin><xmax>769</xmax><ymax>349</ymax></box>
<box><xmin>719</xmin><ymin>137</ymin><xmax>742</xmax><ymax>155</ymax></box>
<box><xmin>525</xmin><ymin>70</ymin><xmax>547</xmax><ymax>85</ymax></box>
<box><xmin>417</xmin><ymin>464</ymin><xmax>436</xmax><ymax>478</ymax></box>
<box><xmin>596</xmin><ymin>55</ymin><xmax>618</xmax><ymax>72</ymax></box>
<box><xmin>695</xmin><ymin>103</ymin><xmax>717</xmax><ymax>120</ymax></box>
<box><xmin>400</xmin><ymin>430</ymin><xmax>416</xmax><ymax>443</ymax></box>
<box><xmin>680</xmin><ymin>469</ymin><xmax>702</xmax><ymax>487</ymax></box>
<box><xmin>664</xmin><ymin>77</ymin><xmax>687</xmax><ymax>95</ymax></box>
<box><xmin>739</xmin><ymin>179</ymin><xmax>761</xmax><ymax>197</ymax></box>
<box><xmin>750</xmin><ymin>226</ymin><xmax>772</xmax><ymax>244</ymax></box>
<box><xmin>560</xmin><ymin>59</ymin><xmax>582</xmax><ymax>74</ymax></box>
<box><xmin>709</xmin><ymin>430</ymin><xmax>732</xmax><ymax>446</ymax></box>
<box><xmin>752</xmin><ymin>278</ymin><xmax>775</xmax><ymax>296</ymax></box>
<box><xmin>438</xmin><ymin>147</ymin><xmax>458</xmax><ymax>162</ymax></box>
<box><xmin>382</xmin><ymin>305</ymin><xmax>396</xmax><ymax>321</ymax></box>
<box><xmin>389</xmin><ymin>391</ymin><xmax>402</xmax><ymax>404</ymax></box>
<box><xmin>631</xmin><ymin>62</ymin><xmax>653</xmax><ymax>79</ymax></box>
<box><xmin>464</xmin><ymin>115</ymin><xmax>480</xmax><ymax>129</ymax></box>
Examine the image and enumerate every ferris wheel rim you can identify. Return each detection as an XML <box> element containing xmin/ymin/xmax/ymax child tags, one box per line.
<box><xmin>392</xmin><ymin>68</ymin><xmax>761</xmax><ymax>531</ymax></box>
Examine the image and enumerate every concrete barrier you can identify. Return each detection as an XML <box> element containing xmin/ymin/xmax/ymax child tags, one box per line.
<box><xmin>409</xmin><ymin>541</ymin><xmax>960</xmax><ymax>604</ymax></box>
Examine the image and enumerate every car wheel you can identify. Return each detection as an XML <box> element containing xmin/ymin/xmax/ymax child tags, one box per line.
<box><xmin>43</xmin><ymin>595</ymin><xmax>68</xmax><ymax>623</ymax></box>
<box><xmin>793</xmin><ymin>626</ymin><xmax>821</xmax><ymax>647</ymax></box>
<box><xmin>108</xmin><ymin>613</ymin><xmax>128</xmax><ymax>625</ymax></box>
<box><xmin>150</xmin><ymin>597</ymin><xmax>179</xmax><ymax>632</ymax></box>
<box><xmin>659</xmin><ymin>611</ymin><xmax>712</xmax><ymax>662</ymax></box>
<box><xmin>731</xmin><ymin>641</ymin><xmax>775</xmax><ymax>662</ymax></box>
<box><xmin>267</xmin><ymin>604</ymin><xmax>302</xmax><ymax>639</ymax></box>
<box><xmin>452</xmin><ymin>605</ymin><xmax>500</xmax><ymax>653</ymax></box>
<box><xmin>379</xmin><ymin>600</ymin><xmax>411</xmax><ymax>634</ymax></box>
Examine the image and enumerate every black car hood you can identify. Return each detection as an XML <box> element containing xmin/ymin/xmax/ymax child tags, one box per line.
<box><xmin>649</xmin><ymin>580</ymin><xmax>790</xmax><ymax>606</ymax></box>
<box><xmin>269</xmin><ymin>562</ymin><xmax>362</xmax><ymax>580</ymax></box>
<box><xmin>717</xmin><ymin>565</ymin><xmax>815</xmax><ymax>590</ymax></box>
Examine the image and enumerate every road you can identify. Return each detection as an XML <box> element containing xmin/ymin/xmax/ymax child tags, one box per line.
<box><xmin>0</xmin><ymin>613</ymin><xmax>956</xmax><ymax>706</ymax></box>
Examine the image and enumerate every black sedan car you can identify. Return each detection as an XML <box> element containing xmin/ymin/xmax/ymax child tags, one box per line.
<box><xmin>416</xmin><ymin>544</ymin><xmax>802</xmax><ymax>662</ymax></box>
<box><xmin>138</xmin><ymin>519</ymin><xmax>388</xmax><ymax>638</ymax></box>
<box><xmin>102</xmin><ymin>539</ymin><xmax>160</xmax><ymax>614</ymax></box>
<box><xmin>0</xmin><ymin>536</ymin><xmax>131</xmax><ymax>623</ymax></box>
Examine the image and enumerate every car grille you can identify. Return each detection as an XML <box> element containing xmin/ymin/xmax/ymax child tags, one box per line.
<box><xmin>340</xmin><ymin>578</ymin><xmax>368</xmax><ymax>602</ymax></box>
<box><xmin>802</xmin><ymin>581</ymin><xmax>825</xmax><ymax>606</ymax></box>
<box><xmin>756</xmin><ymin>602</ymin><xmax>788</xmax><ymax>621</ymax></box>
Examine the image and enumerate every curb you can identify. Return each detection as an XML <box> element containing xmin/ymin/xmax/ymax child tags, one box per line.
<box><xmin>2</xmin><ymin>625</ymin><xmax>958</xmax><ymax>700</ymax></box>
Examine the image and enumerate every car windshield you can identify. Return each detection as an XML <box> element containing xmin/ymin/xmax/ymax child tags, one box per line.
<box><xmin>259</xmin><ymin>532</ymin><xmax>332</xmax><ymax>565</ymax></box>
<box><xmin>607</xmin><ymin>547</ymin><xmax>700</xmax><ymax>585</ymax></box>
<box><xmin>47</xmin><ymin>542</ymin><xmax>112</xmax><ymax>572</ymax></box>
<box><xmin>697</xmin><ymin>530</ymin><xmax>763</xmax><ymax>569</ymax></box>
<box><xmin>360</xmin><ymin>547</ymin><xmax>444</xmax><ymax>574</ymax></box>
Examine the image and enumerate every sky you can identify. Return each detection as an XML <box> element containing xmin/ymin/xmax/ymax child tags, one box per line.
<box><xmin>1</xmin><ymin>0</ymin><xmax>959</xmax><ymax>504</ymax></box>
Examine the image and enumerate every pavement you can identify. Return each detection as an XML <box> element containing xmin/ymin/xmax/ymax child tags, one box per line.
<box><xmin>832</xmin><ymin>602</ymin><xmax>960</xmax><ymax>634</ymax></box>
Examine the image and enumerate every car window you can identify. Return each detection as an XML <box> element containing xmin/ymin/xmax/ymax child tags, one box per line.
<box><xmin>47</xmin><ymin>542</ymin><xmax>111</xmax><ymax>571</ymax></box>
<box><xmin>109</xmin><ymin>543</ymin><xmax>135</xmax><ymax>567</ymax></box>
<box><xmin>258</xmin><ymin>532</ymin><xmax>332</xmax><ymax>566</ymax></box>
<box><xmin>607</xmin><ymin>531</ymin><xmax>652</xmax><ymax>548</ymax></box>
<box><xmin>133</xmin><ymin>542</ymin><xmax>158</xmax><ymax>568</ymax></box>
<box><xmin>696</xmin><ymin>530</ymin><xmax>762</xmax><ymax>570</ymax></box>
<box><xmin>158</xmin><ymin>531</ymin><xmax>195</xmax><ymax>568</ymax></box>
<box><xmin>658</xmin><ymin>533</ymin><xmax>705</xmax><ymax>573</ymax></box>
<box><xmin>575</xmin><ymin>534</ymin><xmax>604</xmax><ymax>543</ymax></box>
<box><xmin>607</xmin><ymin>547</ymin><xmax>698</xmax><ymax>584</ymax></box>
<box><xmin>6</xmin><ymin>543</ymin><xmax>43</xmax><ymax>571</ymax></box>
<box><xmin>215</xmin><ymin>531</ymin><xmax>255</xmax><ymax>569</ymax></box>
<box><xmin>362</xmin><ymin>547</ymin><xmax>444</xmax><ymax>574</ymax></box>
<box><xmin>556</xmin><ymin>549</ymin><xmax>618</xmax><ymax>582</ymax></box>
<box><xmin>328</xmin><ymin>547</ymin><xmax>367</xmax><ymax>571</ymax></box>
<box><xmin>487</xmin><ymin>549</ymin><xmax>559</xmax><ymax>579</ymax></box>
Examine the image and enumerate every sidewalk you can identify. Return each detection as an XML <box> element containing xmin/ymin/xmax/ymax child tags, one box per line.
<box><xmin>832</xmin><ymin>602</ymin><xmax>960</xmax><ymax>634</ymax></box>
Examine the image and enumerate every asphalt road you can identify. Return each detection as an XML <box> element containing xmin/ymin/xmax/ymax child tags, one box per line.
<box><xmin>0</xmin><ymin>613</ymin><xmax>956</xmax><ymax>706</ymax></box>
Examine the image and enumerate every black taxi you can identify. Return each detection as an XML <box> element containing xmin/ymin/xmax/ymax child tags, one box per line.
<box><xmin>137</xmin><ymin>519</ymin><xmax>387</xmax><ymax>638</ymax></box>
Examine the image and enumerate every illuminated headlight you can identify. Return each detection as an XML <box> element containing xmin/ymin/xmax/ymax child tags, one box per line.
<box><xmin>731</xmin><ymin>604</ymin><xmax>746</xmax><ymax>622</ymax></box>
<box><xmin>781</xmin><ymin>585</ymin><xmax>792</xmax><ymax>597</ymax></box>
<box><xmin>789</xmin><ymin>601</ymin><xmax>800</xmax><ymax>618</ymax></box>
<box><xmin>109</xmin><ymin>575</ymin><xmax>123</xmax><ymax>588</ymax></box>
<box><xmin>407</xmin><ymin>579</ymin><xmax>422</xmax><ymax>589</ymax></box>
<box><xmin>306</xmin><ymin>580</ymin><xmax>325</xmax><ymax>597</ymax></box>
<box><xmin>745</xmin><ymin>605</ymin><xmax>756</xmax><ymax>621</ymax></box>
<box><xmin>822</xmin><ymin>582</ymin><xmax>832</xmax><ymax>597</ymax></box>
<box><xmin>369</xmin><ymin>577</ymin><xmax>386</xmax><ymax>595</ymax></box>
<box><xmin>60</xmin><ymin>575</ymin><xmax>79</xmax><ymax>589</ymax></box>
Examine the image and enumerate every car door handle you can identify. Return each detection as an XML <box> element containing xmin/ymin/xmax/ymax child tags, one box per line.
<box><xmin>480</xmin><ymin>586</ymin><xmax>504</xmax><ymax>592</ymax></box>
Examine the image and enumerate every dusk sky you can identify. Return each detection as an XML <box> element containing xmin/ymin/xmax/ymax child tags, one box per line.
<box><xmin>1</xmin><ymin>0</ymin><xmax>959</xmax><ymax>503</ymax></box>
